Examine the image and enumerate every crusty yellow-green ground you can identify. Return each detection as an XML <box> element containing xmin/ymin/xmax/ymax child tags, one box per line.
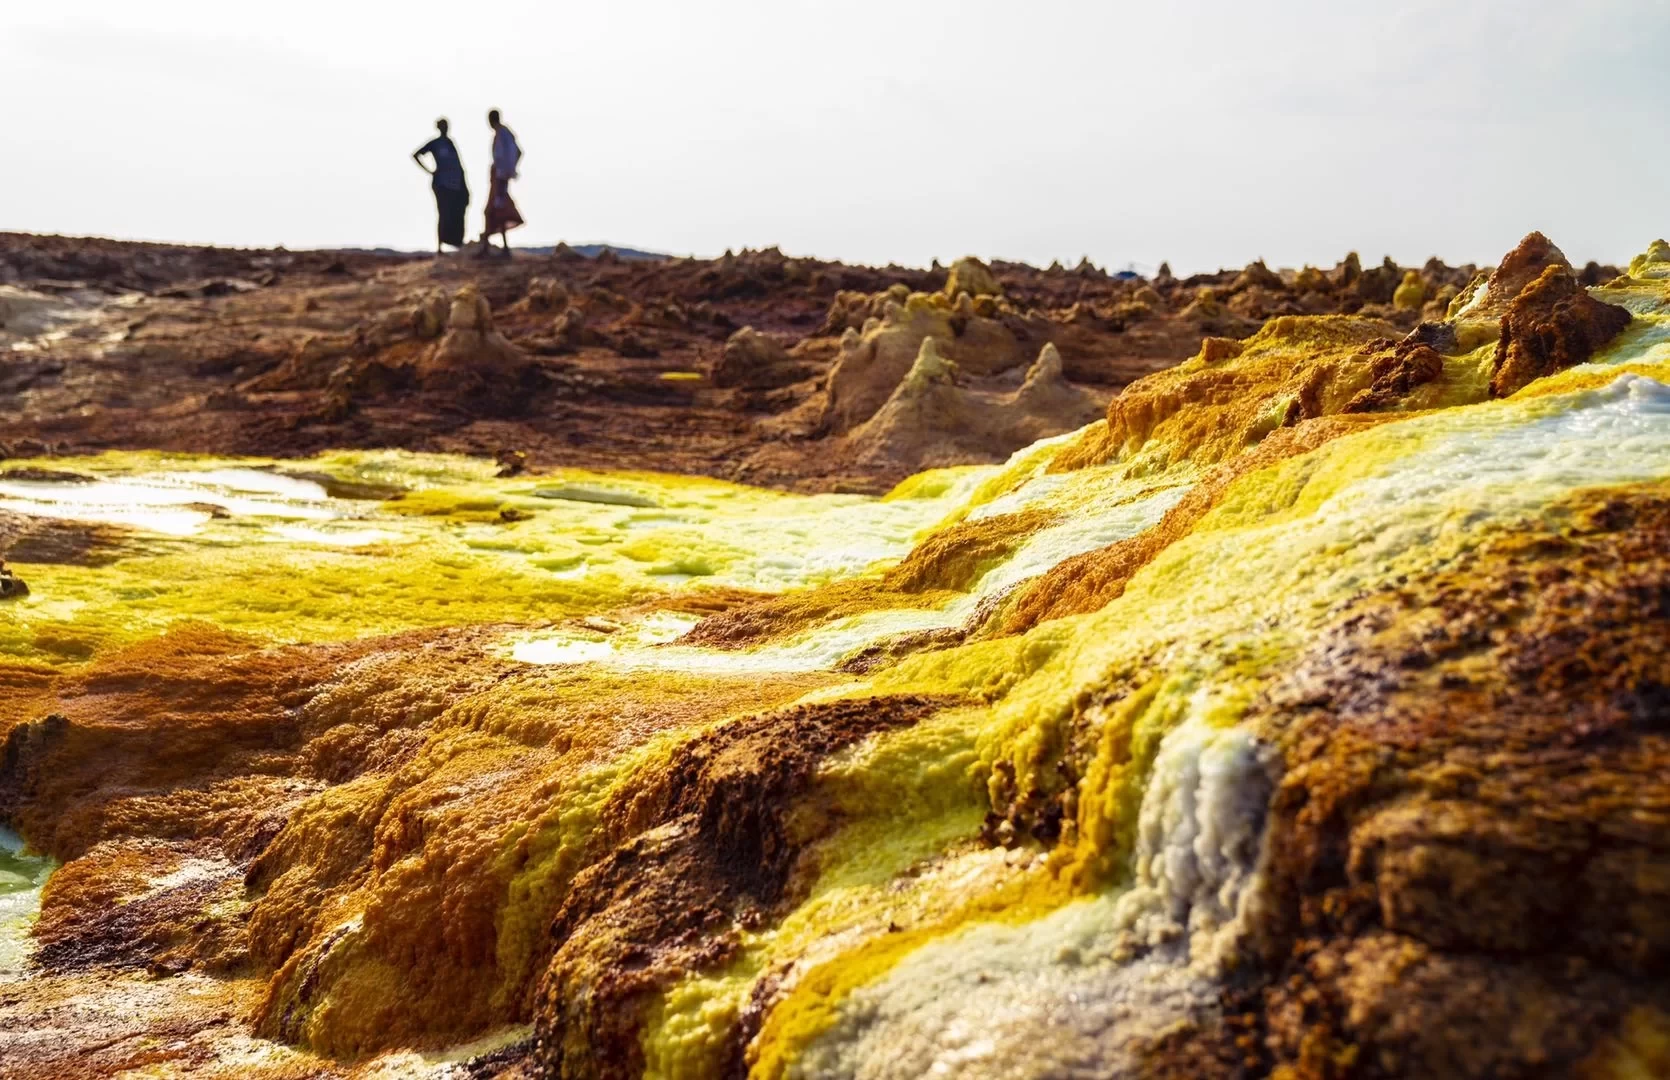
<box><xmin>3</xmin><ymin>238</ymin><xmax>1669</xmax><ymax>1080</ymax></box>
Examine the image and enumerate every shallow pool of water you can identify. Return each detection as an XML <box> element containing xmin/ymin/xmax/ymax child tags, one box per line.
<box><xmin>0</xmin><ymin>827</ymin><xmax>54</xmax><ymax>980</ymax></box>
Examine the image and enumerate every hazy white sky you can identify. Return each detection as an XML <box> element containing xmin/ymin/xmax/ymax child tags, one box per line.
<box><xmin>4</xmin><ymin>0</ymin><xmax>1666</xmax><ymax>273</ymax></box>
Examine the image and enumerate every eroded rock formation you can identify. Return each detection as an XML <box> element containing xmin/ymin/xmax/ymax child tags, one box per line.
<box><xmin>1490</xmin><ymin>264</ymin><xmax>1632</xmax><ymax>396</ymax></box>
<box><xmin>412</xmin><ymin>284</ymin><xmax>541</xmax><ymax>400</ymax></box>
<box><xmin>0</xmin><ymin>231</ymin><xmax>1536</xmax><ymax>492</ymax></box>
<box><xmin>847</xmin><ymin>340</ymin><xmax>1106</xmax><ymax>468</ymax></box>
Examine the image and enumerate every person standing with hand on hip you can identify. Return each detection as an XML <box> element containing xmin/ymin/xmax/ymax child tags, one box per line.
<box><xmin>413</xmin><ymin>118</ymin><xmax>469</xmax><ymax>255</ymax></box>
<box><xmin>480</xmin><ymin>109</ymin><xmax>524</xmax><ymax>256</ymax></box>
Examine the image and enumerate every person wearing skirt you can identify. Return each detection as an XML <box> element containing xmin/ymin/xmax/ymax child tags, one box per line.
<box><xmin>413</xmin><ymin>118</ymin><xmax>470</xmax><ymax>253</ymax></box>
<box><xmin>482</xmin><ymin>109</ymin><xmax>524</xmax><ymax>255</ymax></box>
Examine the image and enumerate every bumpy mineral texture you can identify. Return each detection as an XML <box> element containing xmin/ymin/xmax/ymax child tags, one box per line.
<box><xmin>0</xmin><ymin>232</ymin><xmax>1505</xmax><ymax>492</ymax></box>
<box><xmin>0</xmin><ymin>233</ymin><xmax>1666</xmax><ymax>1080</ymax></box>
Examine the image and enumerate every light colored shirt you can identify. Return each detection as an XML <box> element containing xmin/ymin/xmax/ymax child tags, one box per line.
<box><xmin>492</xmin><ymin>126</ymin><xmax>521</xmax><ymax>181</ymax></box>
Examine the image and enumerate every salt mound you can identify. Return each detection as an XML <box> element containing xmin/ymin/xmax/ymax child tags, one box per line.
<box><xmin>822</xmin><ymin>290</ymin><xmax>1046</xmax><ymax>434</ymax></box>
<box><xmin>414</xmin><ymin>284</ymin><xmax>537</xmax><ymax>398</ymax></box>
<box><xmin>848</xmin><ymin>339</ymin><xmax>1105</xmax><ymax>469</ymax></box>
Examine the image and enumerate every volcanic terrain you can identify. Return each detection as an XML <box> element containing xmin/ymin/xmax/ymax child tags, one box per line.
<box><xmin>1</xmin><ymin>231</ymin><xmax>1668</xmax><ymax>1080</ymax></box>
<box><xmin>0</xmin><ymin>232</ymin><xmax>1519</xmax><ymax>491</ymax></box>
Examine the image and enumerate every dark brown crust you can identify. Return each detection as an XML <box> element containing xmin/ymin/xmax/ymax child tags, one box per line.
<box><xmin>534</xmin><ymin>693</ymin><xmax>962</xmax><ymax>1080</ymax></box>
<box><xmin>1137</xmin><ymin>486</ymin><xmax>1670</xmax><ymax>1078</ymax></box>
<box><xmin>1491</xmin><ymin>265</ymin><xmax>1632</xmax><ymax>397</ymax></box>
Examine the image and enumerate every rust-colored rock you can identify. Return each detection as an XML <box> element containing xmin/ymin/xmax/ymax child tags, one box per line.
<box><xmin>1483</xmin><ymin>229</ymin><xmax>1572</xmax><ymax>312</ymax></box>
<box><xmin>413</xmin><ymin>284</ymin><xmax>539</xmax><ymax>397</ymax></box>
<box><xmin>1236</xmin><ymin>488</ymin><xmax>1670</xmax><ymax>1077</ymax></box>
<box><xmin>1490</xmin><ymin>264</ymin><xmax>1632</xmax><ymax>396</ymax></box>
<box><xmin>1341</xmin><ymin>334</ymin><xmax>1445</xmax><ymax>412</ymax></box>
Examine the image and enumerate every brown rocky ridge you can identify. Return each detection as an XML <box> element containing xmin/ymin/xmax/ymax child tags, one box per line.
<box><xmin>0</xmin><ymin>233</ymin><xmax>1513</xmax><ymax>491</ymax></box>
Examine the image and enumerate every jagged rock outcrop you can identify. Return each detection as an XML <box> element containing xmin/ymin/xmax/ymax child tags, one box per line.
<box><xmin>1482</xmin><ymin>229</ymin><xmax>1571</xmax><ymax>312</ymax></box>
<box><xmin>1630</xmin><ymin>239</ymin><xmax>1670</xmax><ymax>278</ymax></box>
<box><xmin>1490</xmin><ymin>264</ymin><xmax>1632</xmax><ymax>396</ymax></box>
<box><xmin>1293</xmin><ymin>265</ymin><xmax>1328</xmax><ymax>293</ymax></box>
<box><xmin>1353</xmin><ymin>254</ymin><xmax>1403</xmax><ymax>305</ymax></box>
<box><xmin>1176</xmin><ymin>287</ymin><xmax>1263</xmax><ymax>338</ymax></box>
<box><xmin>1058</xmin><ymin>232</ymin><xmax>1639</xmax><ymax>472</ymax></box>
<box><xmin>412</xmin><ymin>289</ymin><xmax>449</xmax><ymax>338</ymax></box>
<box><xmin>1332</xmin><ymin>250</ymin><xmax>1362</xmax><ymax>288</ymax></box>
<box><xmin>547</xmin><ymin>305</ymin><xmax>597</xmax><ymax>352</ymax></box>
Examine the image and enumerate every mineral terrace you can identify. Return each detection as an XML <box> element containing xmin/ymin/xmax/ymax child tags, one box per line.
<box><xmin>1</xmin><ymin>232</ymin><xmax>1667</xmax><ymax>1079</ymax></box>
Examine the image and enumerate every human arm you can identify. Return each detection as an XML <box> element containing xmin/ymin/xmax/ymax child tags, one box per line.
<box><xmin>413</xmin><ymin>139</ymin><xmax>438</xmax><ymax>174</ymax></box>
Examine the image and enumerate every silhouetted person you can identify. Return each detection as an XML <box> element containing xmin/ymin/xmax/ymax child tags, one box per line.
<box><xmin>413</xmin><ymin>119</ymin><xmax>469</xmax><ymax>254</ymax></box>
<box><xmin>481</xmin><ymin>109</ymin><xmax>523</xmax><ymax>256</ymax></box>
